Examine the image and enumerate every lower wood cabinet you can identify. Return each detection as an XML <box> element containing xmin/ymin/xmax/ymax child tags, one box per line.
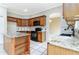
<box><xmin>4</xmin><ymin>35</ymin><xmax>30</xmax><ymax>55</ymax></box>
<box><xmin>37</xmin><ymin>32</ymin><xmax>45</xmax><ymax>42</ymax></box>
<box><xmin>47</xmin><ymin>43</ymin><xmax>79</xmax><ymax>55</ymax></box>
<box><xmin>37</xmin><ymin>32</ymin><xmax>42</xmax><ymax>42</ymax></box>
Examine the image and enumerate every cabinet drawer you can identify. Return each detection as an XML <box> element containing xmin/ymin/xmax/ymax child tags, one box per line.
<box><xmin>15</xmin><ymin>43</ymin><xmax>26</xmax><ymax>50</ymax></box>
<box><xmin>15</xmin><ymin>47</ymin><xmax>25</xmax><ymax>55</ymax></box>
<box><xmin>15</xmin><ymin>37</ymin><xmax>26</xmax><ymax>45</ymax></box>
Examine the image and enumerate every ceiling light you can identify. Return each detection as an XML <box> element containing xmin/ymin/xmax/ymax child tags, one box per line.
<box><xmin>24</xmin><ymin>9</ymin><xmax>28</xmax><ymax>12</ymax></box>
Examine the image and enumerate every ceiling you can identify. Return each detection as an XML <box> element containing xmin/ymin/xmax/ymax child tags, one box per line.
<box><xmin>1</xmin><ymin>3</ymin><xmax>62</xmax><ymax>16</ymax></box>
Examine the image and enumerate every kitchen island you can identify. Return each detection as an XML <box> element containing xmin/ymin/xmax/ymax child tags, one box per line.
<box><xmin>48</xmin><ymin>36</ymin><xmax>79</xmax><ymax>55</ymax></box>
<box><xmin>4</xmin><ymin>33</ymin><xmax>30</xmax><ymax>55</ymax></box>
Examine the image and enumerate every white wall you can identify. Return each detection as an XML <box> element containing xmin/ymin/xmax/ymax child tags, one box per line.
<box><xmin>0</xmin><ymin>7</ymin><xmax>7</xmax><ymax>44</ymax></box>
<box><xmin>7</xmin><ymin>22</ymin><xmax>17</xmax><ymax>35</ymax></box>
<box><xmin>8</xmin><ymin>12</ymin><xmax>30</xmax><ymax>19</ymax></box>
<box><xmin>7</xmin><ymin>21</ymin><xmax>31</xmax><ymax>35</ymax></box>
<box><xmin>60</xmin><ymin>18</ymin><xmax>73</xmax><ymax>34</ymax></box>
<box><xmin>7</xmin><ymin>12</ymin><xmax>23</xmax><ymax>18</ymax></box>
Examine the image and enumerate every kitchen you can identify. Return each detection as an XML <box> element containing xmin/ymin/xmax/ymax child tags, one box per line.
<box><xmin>1</xmin><ymin>3</ymin><xmax>79</xmax><ymax>55</ymax></box>
<box><xmin>1</xmin><ymin>3</ymin><xmax>56</xmax><ymax>55</ymax></box>
<box><xmin>5</xmin><ymin>15</ymin><xmax>46</xmax><ymax>55</ymax></box>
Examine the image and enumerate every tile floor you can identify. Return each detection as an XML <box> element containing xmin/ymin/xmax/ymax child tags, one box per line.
<box><xmin>0</xmin><ymin>44</ymin><xmax>7</xmax><ymax>55</ymax></box>
<box><xmin>30</xmin><ymin>40</ymin><xmax>47</xmax><ymax>55</ymax></box>
<box><xmin>0</xmin><ymin>40</ymin><xmax>47</xmax><ymax>55</ymax></box>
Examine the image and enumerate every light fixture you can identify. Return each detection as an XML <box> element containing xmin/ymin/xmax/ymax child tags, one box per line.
<box><xmin>24</xmin><ymin>9</ymin><xmax>28</xmax><ymax>12</ymax></box>
<box><xmin>49</xmin><ymin>13</ymin><xmax>61</xmax><ymax>18</ymax></box>
<box><xmin>49</xmin><ymin>19</ymin><xmax>52</xmax><ymax>23</ymax></box>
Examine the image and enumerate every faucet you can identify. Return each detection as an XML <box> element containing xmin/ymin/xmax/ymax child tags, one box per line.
<box><xmin>64</xmin><ymin>25</ymin><xmax>75</xmax><ymax>36</ymax></box>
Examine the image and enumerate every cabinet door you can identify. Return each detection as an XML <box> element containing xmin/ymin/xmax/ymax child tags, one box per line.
<box><xmin>40</xmin><ymin>16</ymin><xmax>46</xmax><ymax>26</ymax></box>
<box><xmin>38</xmin><ymin>32</ymin><xmax>42</xmax><ymax>42</ymax></box>
<box><xmin>25</xmin><ymin>35</ymin><xmax>30</xmax><ymax>54</ymax></box>
<box><xmin>25</xmin><ymin>20</ymin><xmax>28</xmax><ymax>26</ymax></box>
<box><xmin>22</xmin><ymin>19</ymin><xmax>28</xmax><ymax>26</ymax></box>
<box><xmin>28</xmin><ymin>19</ymin><xmax>34</xmax><ymax>26</ymax></box>
<box><xmin>7</xmin><ymin>16</ymin><xmax>17</xmax><ymax>22</ymax></box>
<box><xmin>63</xmin><ymin>3</ymin><xmax>79</xmax><ymax>20</ymax></box>
<box><xmin>17</xmin><ymin>19</ymin><xmax>22</xmax><ymax>26</ymax></box>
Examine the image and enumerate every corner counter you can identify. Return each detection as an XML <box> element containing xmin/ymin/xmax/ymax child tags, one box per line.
<box><xmin>47</xmin><ymin>36</ymin><xmax>79</xmax><ymax>55</ymax></box>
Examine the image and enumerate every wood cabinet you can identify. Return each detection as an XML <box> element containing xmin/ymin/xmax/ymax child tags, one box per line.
<box><xmin>17</xmin><ymin>19</ymin><xmax>28</xmax><ymax>26</ymax></box>
<box><xmin>22</xmin><ymin>19</ymin><xmax>28</xmax><ymax>26</ymax></box>
<box><xmin>47</xmin><ymin>43</ymin><xmax>79</xmax><ymax>55</ymax></box>
<box><xmin>17</xmin><ymin>19</ymin><xmax>22</xmax><ymax>26</ymax></box>
<box><xmin>4</xmin><ymin>35</ymin><xmax>30</xmax><ymax>55</ymax></box>
<box><xmin>8</xmin><ymin>15</ymin><xmax>46</xmax><ymax>27</ymax></box>
<box><xmin>28</xmin><ymin>19</ymin><xmax>34</xmax><ymax>26</ymax></box>
<box><xmin>63</xmin><ymin>3</ymin><xmax>79</xmax><ymax>18</ymax></box>
<box><xmin>63</xmin><ymin>3</ymin><xmax>79</xmax><ymax>26</ymax></box>
<box><xmin>28</xmin><ymin>15</ymin><xmax>46</xmax><ymax>26</ymax></box>
<box><xmin>40</xmin><ymin>16</ymin><xmax>46</xmax><ymax>26</ymax></box>
<box><xmin>7</xmin><ymin>16</ymin><xmax>17</xmax><ymax>22</ymax></box>
<box><xmin>37</xmin><ymin>32</ymin><xmax>42</xmax><ymax>42</ymax></box>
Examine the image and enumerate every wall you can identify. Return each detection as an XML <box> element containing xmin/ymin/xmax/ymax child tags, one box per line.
<box><xmin>7</xmin><ymin>12</ymin><xmax>23</xmax><ymax>18</ymax></box>
<box><xmin>0</xmin><ymin>6</ymin><xmax>7</xmax><ymax>44</ymax></box>
<box><xmin>60</xmin><ymin>18</ymin><xmax>73</xmax><ymax>34</ymax></box>
<box><xmin>49</xmin><ymin>17</ymin><xmax>61</xmax><ymax>35</ymax></box>
<box><xmin>7</xmin><ymin>22</ymin><xmax>17</xmax><ymax>35</ymax></box>
<box><xmin>7</xmin><ymin>12</ymin><xmax>30</xmax><ymax>19</ymax></box>
<box><xmin>74</xmin><ymin>21</ymin><xmax>79</xmax><ymax>38</ymax></box>
<box><xmin>7</xmin><ymin>21</ymin><xmax>31</xmax><ymax>35</ymax></box>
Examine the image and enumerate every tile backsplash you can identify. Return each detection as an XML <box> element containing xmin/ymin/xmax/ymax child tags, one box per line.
<box><xmin>75</xmin><ymin>29</ymin><xmax>79</xmax><ymax>39</ymax></box>
<box><xmin>17</xmin><ymin>27</ymin><xmax>31</xmax><ymax>31</ymax></box>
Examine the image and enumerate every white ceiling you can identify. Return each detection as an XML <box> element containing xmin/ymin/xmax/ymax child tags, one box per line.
<box><xmin>1</xmin><ymin>3</ymin><xmax>62</xmax><ymax>16</ymax></box>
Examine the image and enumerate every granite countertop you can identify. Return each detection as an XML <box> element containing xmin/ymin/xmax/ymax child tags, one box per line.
<box><xmin>5</xmin><ymin>33</ymin><xmax>30</xmax><ymax>38</ymax></box>
<box><xmin>48</xmin><ymin>36</ymin><xmax>79</xmax><ymax>52</ymax></box>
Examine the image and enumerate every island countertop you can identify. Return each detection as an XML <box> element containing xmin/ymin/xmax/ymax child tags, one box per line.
<box><xmin>5</xmin><ymin>33</ymin><xmax>31</xmax><ymax>38</ymax></box>
<box><xmin>48</xmin><ymin>36</ymin><xmax>79</xmax><ymax>52</ymax></box>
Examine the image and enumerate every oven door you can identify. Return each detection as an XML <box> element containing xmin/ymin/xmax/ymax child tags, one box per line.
<box><xmin>31</xmin><ymin>31</ymin><xmax>37</xmax><ymax>41</ymax></box>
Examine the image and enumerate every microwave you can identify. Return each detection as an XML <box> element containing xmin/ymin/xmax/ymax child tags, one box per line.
<box><xmin>34</xmin><ymin>21</ymin><xmax>40</xmax><ymax>26</ymax></box>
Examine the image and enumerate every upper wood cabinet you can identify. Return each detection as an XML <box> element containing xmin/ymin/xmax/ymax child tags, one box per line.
<box><xmin>40</xmin><ymin>16</ymin><xmax>46</xmax><ymax>26</ymax></box>
<box><xmin>63</xmin><ymin>3</ymin><xmax>79</xmax><ymax>26</ymax></box>
<box><xmin>28</xmin><ymin>18</ymin><xmax>34</xmax><ymax>26</ymax></box>
<box><xmin>17</xmin><ymin>19</ymin><xmax>28</xmax><ymax>26</ymax></box>
<box><xmin>8</xmin><ymin>15</ymin><xmax>46</xmax><ymax>27</ymax></box>
<box><xmin>22</xmin><ymin>19</ymin><xmax>28</xmax><ymax>26</ymax></box>
<box><xmin>28</xmin><ymin>15</ymin><xmax>46</xmax><ymax>26</ymax></box>
<box><xmin>17</xmin><ymin>19</ymin><xmax>22</xmax><ymax>26</ymax></box>
<box><xmin>7</xmin><ymin>16</ymin><xmax>17</xmax><ymax>22</ymax></box>
<box><xmin>63</xmin><ymin>3</ymin><xmax>79</xmax><ymax>20</ymax></box>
